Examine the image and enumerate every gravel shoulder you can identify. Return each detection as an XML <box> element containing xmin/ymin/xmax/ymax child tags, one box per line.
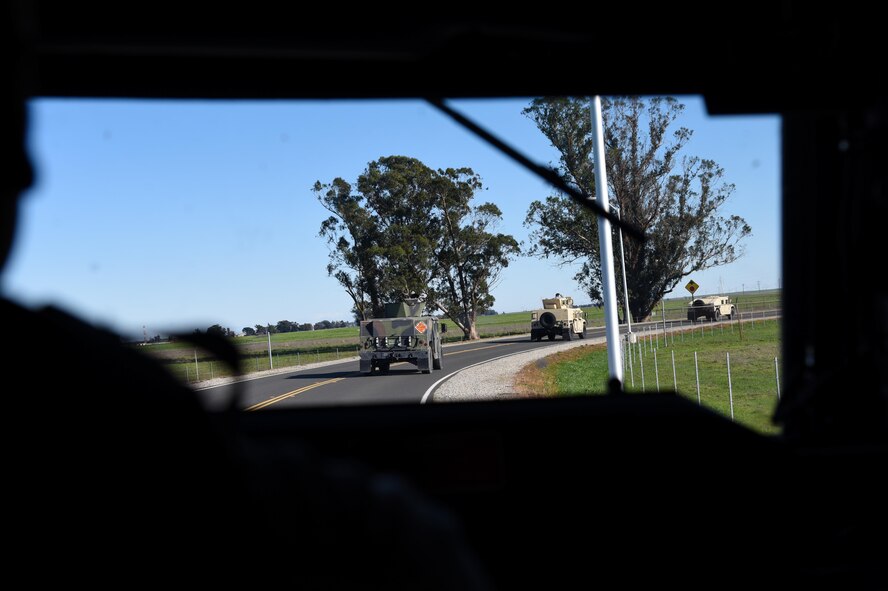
<box><xmin>430</xmin><ymin>333</ymin><xmax>608</xmax><ymax>403</ymax></box>
<box><xmin>190</xmin><ymin>333</ymin><xmax>608</xmax><ymax>399</ymax></box>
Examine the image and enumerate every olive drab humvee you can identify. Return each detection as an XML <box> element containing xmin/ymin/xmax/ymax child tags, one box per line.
<box><xmin>530</xmin><ymin>294</ymin><xmax>587</xmax><ymax>341</ymax></box>
<box><xmin>359</xmin><ymin>297</ymin><xmax>445</xmax><ymax>374</ymax></box>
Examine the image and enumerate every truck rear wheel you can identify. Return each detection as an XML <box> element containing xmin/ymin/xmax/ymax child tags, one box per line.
<box><xmin>432</xmin><ymin>342</ymin><xmax>442</xmax><ymax>370</ymax></box>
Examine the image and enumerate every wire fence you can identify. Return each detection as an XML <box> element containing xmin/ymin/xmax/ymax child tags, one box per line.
<box><xmin>163</xmin><ymin>345</ymin><xmax>362</xmax><ymax>385</ymax></box>
<box><xmin>621</xmin><ymin>315</ymin><xmax>783</xmax><ymax>433</ymax></box>
<box><xmin>158</xmin><ymin>301</ymin><xmax>782</xmax><ymax>387</ymax></box>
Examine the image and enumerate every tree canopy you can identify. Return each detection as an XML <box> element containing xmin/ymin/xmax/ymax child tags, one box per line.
<box><xmin>316</xmin><ymin>156</ymin><xmax>520</xmax><ymax>339</ymax></box>
<box><xmin>523</xmin><ymin>96</ymin><xmax>751</xmax><ymax>321</ymax></box>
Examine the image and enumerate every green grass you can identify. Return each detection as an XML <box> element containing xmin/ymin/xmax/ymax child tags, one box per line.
<box><xmin>654</xmin><ymin>288</ymin><xmax>781</xmax><ymax>322</ymax></box>
<box><xmin>142</xmin><ymin>292</ymin><xmax>781</xmax><ymax>388</ymax></box>
<box><xmin>548</xmin><ymin>318</ymin><xmax>783</xmax><ymax>435</ymax></box>
<box><xmin>162</xmin><ymin>345</ymin><xmax>360</xmax><ymax>384</ymax></box>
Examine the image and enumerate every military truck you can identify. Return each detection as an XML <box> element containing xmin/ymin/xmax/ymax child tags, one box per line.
<box><xmin>359</xmin><ymin>297</ymin><xmax>445</xmax><ymax>374</ymax></box>
<box><xmin>687</xmin><ymin>295</ymin><xmax>735</xmax><ymax>322</ymax></box>
<box><xmin>530</xmin><ymin>294</ymin><xmax>587</xmax><ymax>341</ymax></box>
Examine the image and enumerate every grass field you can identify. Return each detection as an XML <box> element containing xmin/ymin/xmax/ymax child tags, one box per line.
<box><xmin>515</xmin><ymin>318</ymin><xmax>782</xmax><ymax>435</ymax></box>
<box><xmin>142</xmin><ymin>290</ymin><xmax>781</xmax><ymax>387</ymax></box>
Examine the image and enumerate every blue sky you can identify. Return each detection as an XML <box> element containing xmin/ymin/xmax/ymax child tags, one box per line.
<box><xmin>4</xmin><ymin>96</ymin><xmax>780</xmax><ymax>338</ymax></box>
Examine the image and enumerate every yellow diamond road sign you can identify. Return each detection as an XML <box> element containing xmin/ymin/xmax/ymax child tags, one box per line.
<box><xmin>686</xmin><ymin>280</ymin><xmax>699</xmax><ymax>295</ymax></box>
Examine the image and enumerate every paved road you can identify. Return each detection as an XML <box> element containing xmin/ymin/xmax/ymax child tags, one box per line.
<box><xmin>195</xmin><ymin>328</ymin><xmax>608</xmax><ymax>411</ymax></box>
<box><xmin>195</xmin><ymin>312</ymin><xmax>781</xmax><ymax>412</ymax></box>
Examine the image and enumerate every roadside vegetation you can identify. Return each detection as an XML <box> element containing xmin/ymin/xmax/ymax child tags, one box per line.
<box><xmin>139</xmin><ymin>292</ymin><xmax>781</xmax><ymax>392</ymax></box>
<box><xmin>514</xmin><ymin>318</ymin><xmax>782</xmax><ymax>435</ymax></box>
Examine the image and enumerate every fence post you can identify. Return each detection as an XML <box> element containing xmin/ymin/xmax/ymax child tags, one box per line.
<box><xmin>622</xmin><ymin>335</ymin><xmax>626</xmax><ymax>374</ymax></box>
<box><xmin>694</xmin><ymin>351</ymin><xmax>701</xmax><ymax>405</ymax></box>
<box><xmin>654</xmin><ymin>349</ymin><xmax>660</xmax><ymax>392</ymax></box>
<box><xmin>194</xmin><ymin>350</ymin><xmax>199</xmax><ymax>382</ymax></box>
<box><xmin>628</xmin><ymin>334</ymin><xmax>635</xmax><ymax>388</ymax></box>
<box><xmin>639</xmin><ymin>343</ymin><xmax>646</xmax><ymax>392</ymax></box>
<box><xmin>775</xmin><ymin>357</ymin><xmax>781</xmax><ymax>400</ymax></box>
<box><xmin>671</xmin><ymin>349</ymin><xmax>677</xmax><ymax>392</ymax></box>
<box><xmin>727</xmin><ymin>351</ymin><xmax>735</xmax><ymax>421</ymax></box>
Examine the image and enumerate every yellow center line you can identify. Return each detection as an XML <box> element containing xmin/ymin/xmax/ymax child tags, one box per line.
<box><xmin>248</xmin><ymin>343</ymin><xmax>516</xmax><ymax>410</ymax></box>
<box><xmin>247</xmin><ymin>377</ymin><xmax>345</xmax><ymax>411</ymax></box>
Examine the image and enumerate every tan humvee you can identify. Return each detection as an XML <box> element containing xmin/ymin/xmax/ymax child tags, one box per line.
<box><xmin>530</xmin><ymin>294</ymin><xmax>587</xmax><ymax>341</ymax></box>
<box><xmin>687</xmin><ymin>295</ymin><xmax>735</xmax><ymax>322</ymax></box>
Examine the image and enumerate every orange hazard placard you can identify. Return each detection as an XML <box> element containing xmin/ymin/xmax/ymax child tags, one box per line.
<box><xmin>414</xmin><ymin>321</ymin><xmax>428</xmax><ymax>334</ymax></box>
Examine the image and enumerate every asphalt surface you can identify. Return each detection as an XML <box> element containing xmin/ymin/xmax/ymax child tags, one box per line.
<box><xmin>194</xmin><ymin>328</ymin><xmax>608</xmax><ymax>411</ymax></box>
<box><xmin>194</xmin><ymin>312</ymin><xmax>781</xmax><ymax>411</ymax></box>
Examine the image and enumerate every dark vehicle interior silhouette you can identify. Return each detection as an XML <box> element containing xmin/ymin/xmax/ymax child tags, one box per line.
<box><xmin>5</xmin><ymin>3</ymin><xmax>885</xmax><ymax>589</ymax></box>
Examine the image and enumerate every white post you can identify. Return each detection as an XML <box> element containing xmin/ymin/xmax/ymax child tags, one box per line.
<box><xmin>622</xmin><ymin>336</ymin><xmax>627</xmax><ymax>374</ymax></box>
<box><xmin>671</xmin><ymin>349</ymin><xmax>677</xmax><ymax>392</ymax></box>
<box><xmin>727</xmin><ymin>351</ymin><xmax>735</xmax><ymax>421</ymax></box>
<box><xmin>590</xmin><ymin>96</ymin><xmax>623</xmax><ymax>384</ymax></box>
<box><xmin>661</xmin><ymin>300</ymin><xmax>668</xmax><ymax>346</ymax></box>
<box><xmin>267</xmin><ymin>326</ymin><xmax>274</xmax><ymax>370</ymax></box>
<box><xmin>628</xmin><ymin>334</ymin><xmax>635</xmax><ymax>387</ymax></box>
<box><xmin>654</xmin><ymin>349</ymin><xmax>660</xmax><ymax>392</ymax></box>
<box><xmin>194</xmin><ymin>350</ymin><xmax>199</xmax><ymax>381</ymax></box>
<box><xmin>694</xmin><ymin>351</ymin><xmax>701</xmax><ymax>405</ymax></box>
<box><xmin>639</xmin><ymin>342</ymin><xmax>646</xmax><ymax>392</ymax></box>
<box><xmin>775</xmin><ymin>357</ymin><xmax>781</xmax><ymax>400</ymax></box>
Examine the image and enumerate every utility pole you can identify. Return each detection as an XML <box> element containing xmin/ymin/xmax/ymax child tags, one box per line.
<box><xmin>590</xmin><ymin>96</ymin><xmax>623</xmax><ymax>384</ymax></box>
<box><xmin>267</xmin><ymin>324</ymin><xmax>273</xmax><ymax>370</ymax></box>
